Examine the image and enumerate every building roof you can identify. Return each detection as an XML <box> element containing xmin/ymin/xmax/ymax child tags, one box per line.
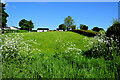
<box><xmin>37</xmin><ymin>28</ymin><xmax>49</xmax><ymax>30</ymax></box>
<box><xmin>11</xmin><ymin>26</ymin><xmax>20</xmax><ymax>29</ymax></box>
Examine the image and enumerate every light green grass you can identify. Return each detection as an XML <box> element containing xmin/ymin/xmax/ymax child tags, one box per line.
<box><xmin>1</xmin><ymin>31</ymin><xmax>117</xmax><ymax>78</ymax></box>
<box><xmin>22</xmin><ymin>31</ymin><xmax>92</xmax><ymax>54</ymax></box>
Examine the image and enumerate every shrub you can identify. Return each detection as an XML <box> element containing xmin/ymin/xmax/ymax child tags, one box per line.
<box><xmin>83</xmin><ymin>30</ymin><xmax>120</xmax><ymax>78</ymax></box>
<box><xmin>2</xmin><ymin>30</ymin><xmax>28</xmax><ymax>33</ymax></box>
<box><xmin>30</xmin><ymin>30</ymin><xmax>37</xmax><ymax>32</ymax></box>
<box><xmin>70</xmin><ymin>29</ymin><xmax>100</xmax><ymax>37</ymax></box>
<box><xmin>84</xmin><ymin>30</ymin><xmax>120</xmax><ymax>60</ymax></box>
<box><xmin>106</xmin><ymin>22</ymin><xmax>120</xmax><ymax>42</ymax></box>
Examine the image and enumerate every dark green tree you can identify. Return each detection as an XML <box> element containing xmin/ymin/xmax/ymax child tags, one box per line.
<box><xmin>99</xmin><ymin>28</ymin><xmax>104</xmax><ymax>31</ymax></box>
<box><xmin>92</xmin><ymin>27</ymin><xmax>104</xmax><ymax>32</ymax></box>
<box><xmin>1</xmin><ymin>3</ymin><xmax>9</xmax><ymax>28</ymax></box>
<box><xmin>80</xmin><ymin>24</ymin><xmax>88</xmax><ymax>30</ymax></box>
<box><xmin>64</xmin><ymin>16</ymin><xmax>75</xmax><ymax>31</ymax></box>
<box><xmin>70</xmin><ymin>25</ymin><xmax>76</xmax><ymax>30</ymax></box>
<box><xmin>59</xmin><ymin>24</ymin><xmax>66</xmax><ymax>31</ymax></box>
<box><xmin>19</xmin><ymin>19</ymin><xmax>34</xmax><ymax>31</ymax></box>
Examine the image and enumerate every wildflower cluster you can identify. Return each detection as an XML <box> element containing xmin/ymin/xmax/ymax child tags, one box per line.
<box><xmin>84</xmin><ymin>30</ymin><xmax>120</xmax><ymax>60</ymax></box>
<box><xmin>61</xmin><ymin>41</ymin><xmax>82</xmax><ymax>59</ymax></box>
<box><xmin>0</xmin><ymin>33</ymin><xmax>41</xmax><ymax>62</ymax></box>
<box><xmin>25</xmin><ymin>39</ymin><xmax>40</xmax><ymax>45</ymax></box>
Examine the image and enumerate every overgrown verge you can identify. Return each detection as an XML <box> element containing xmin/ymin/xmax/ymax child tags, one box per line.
<box><xmin>83</xmin><ymin>31</ymin><xmax>120</xmax><ymax>79</ymax></box>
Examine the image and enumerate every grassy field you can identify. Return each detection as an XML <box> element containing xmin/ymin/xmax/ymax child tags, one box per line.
<box><xmin>22</xmin><ymin>31</ymin><xmax>93</xmax><ymax>54</ymax></box>
<box><xmin>1</xmin><ymin>31</ymin><xmax>118</xmax><ymax>78</ymax></box>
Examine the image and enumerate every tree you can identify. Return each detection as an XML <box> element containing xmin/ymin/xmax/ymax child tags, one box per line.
<box><xmin>106</xmin><ymin>20</ymin><xmax>120</xmax><ymax>38</ymax></box>
<box><xmin>1</xmin><ymin>3</ymin><xmax>9</xmax><ymax>28</ymax></box>
<box><xmin>99</xmin><ymin>28</ymin><xmax>104</xmax><ymax>31</ymax></box>
<box><xmin>70</xmin><ymin>25</ymin><xmax>76</xmax><ymax>30</ymax></box>
<box><xmin>92</xmin><ymin>27</ymin><xmax>104</xmax><ymax>32</ymax></box>
<box><xmin>28</xmin><ymin>20</ymin><xmax>34</xmax><ymax>32</ymax></box>
<box><xmin>92</xmin><ymin>27</ymin><xmax>100</xmax><ymax>32</ymax></box>
<box><xmin>19</xmin><ymin>19</ymin><xmax>34</xmax><ymax>31</ymax></box>
<box><xmin>64</xmin><ymin>16</ymin><xmax>75</xmax><ymax>31</ymax></box>
<box><xmin>80</xmin><ymin>24</ymin><xmax>88</xmax><ymax>30</ymax></box>
<box><xmin>59</xmin><ymin>24</ymin><xmax>66</xmax><ymax>31</ymax></box>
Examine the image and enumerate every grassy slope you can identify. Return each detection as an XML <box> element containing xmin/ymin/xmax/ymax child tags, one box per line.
<box><xmin>2</xmin><ymin>31</ymin><xmax>117</xmax><ymax>78</ymax></box>
<box><xmin>22</xmin><ymin>31</ymin><xmax>92</xmax><ymax>54</ymax></box>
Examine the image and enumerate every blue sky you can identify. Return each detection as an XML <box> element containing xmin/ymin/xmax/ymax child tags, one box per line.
<box><xmin>5</xmin><ymin>2</ymin><xmax>118</xmax><ymax>30</ymax></box>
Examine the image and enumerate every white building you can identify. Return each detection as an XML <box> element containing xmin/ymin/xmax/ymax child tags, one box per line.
<box><xmin>58</xmin><ymin>30</ymin><xmax>63</xmax><ymax>31</ymax></box>
<box><xmin>10</xmin><ymin>26</ymin><xmax>20</xmax><ymax>30</ymax></box>
<box><xmin>37</xmin><ymin>28</ymin><xmax>49</xmax><ymax>32</ymax></box>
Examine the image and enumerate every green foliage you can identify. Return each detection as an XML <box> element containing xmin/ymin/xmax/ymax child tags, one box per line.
<box><xmin>1</xmin><ymin>3</ymin><xmax>9</xmax><ymax>28</ymax></box>
<box><xmin>19</xmin><ymin>19</ymin><xmax>34</xmax><ymax>31</ymax></box>
<box><xmin>1</xmin><ymin>32</ymin><xmax>119</xmax><ymax>78</ymax></box>
<box><xmin>106</xmin><ymin>22</ymin><xmax>120</xmax><ymax>37</ymax></box>
<box><xmin>58</xmin><ymin>24</ymin><xmax>66</xmax><ymax>31</ymax></box>
<box><xmin>30</xmin><ymin>30</ymin><xmax>37</xmax><ymax>32</ymax></box>
<box><xmin>92</xmin><ymin>27</ymin><xmax>104</xmax><ymax>32</ymax></box>
<box><xmin>106</xmin><ymin>19</ymin><xmax>120</xmax><ymax>46</ymax></box>
<box><xmin>83</xmin><ymin>30</ymin><xmax>120</xmax><ymax>79</ymax></box>
<box><xmin>71</xmin><ymin>29</ymin><xmax>100</xmax><ymax>37</ymax></box>
<box><xmin>84</xmin><ymin>31</ymin><xmax>120</xmax><ymax>60</ymax></box>
<box><xmin>2</xmin><ymin>30</ymin><xmax>28</xmax><ymax>33</ymax></box>
<box><xmin>80</xmin><ymin>24</ymin><xmax>88</xmax><ymax>30</ymax></box>
<box><xmin>64</xmin><ymin>16</ymin><xmax>75</xmax><ymax>31</ymax></box>
<box><xmin>70</xmin><ymin>25</ymin><xmax>76</xmax><ymax>30</ymax></box>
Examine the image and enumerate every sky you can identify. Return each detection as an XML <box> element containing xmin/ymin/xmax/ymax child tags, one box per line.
<box><xmin>2</xmin><ymin>0</ymin><xmax>120</xmax><ymax>2</ymax></box>
<box><xmin>4</xmin><ymin>2</ymin><xmax>119</xmax><ymax>30</ymax></box>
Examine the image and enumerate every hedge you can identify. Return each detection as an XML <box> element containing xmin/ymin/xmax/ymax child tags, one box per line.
<box><xmin>30</xmin><ymin>30</ymin><xmax>37</xmax><ymax>32</ymax></box>
<box><xmin>1</xmin><ymin>29</ymin><xmax>28</xmax><ymax>33</ymax></box>
<box><xmin>70</xmin><ymin>29</ymin><xmax>100</xmax><ymax>37</ymax></box>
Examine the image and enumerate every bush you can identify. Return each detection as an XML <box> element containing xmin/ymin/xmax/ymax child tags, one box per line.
<box><xmin>84</xmin><ymin>31</ymin><xmax>120</xmax><ymax>60</ymax></box>
<box><xmin>106</xmin><ymin>22</ymin><xmax>120</xmax><ymax>41</ymax></box>
<box><xmin>80</xmin><ymin>24</ymin><xmax>88</xmax><ymax>30</ymax></box>
<box><xmin>2</xmin><ymin>30</ymin><xmax>28</xmax><ymax>33</ymax></box>
<box><xmin>30</xmin><ymin>30</ymin><xmax>37</xmax><ymax>32</ymax></box>
<box><xmin>92</xmin><ymin>27</ymin><xmax>104</xmax><ymax>32</ymax></box>
<box><xmin>83</xmin><ymin>30</ymin><xmax>120</xmax><ymax>79</ymax></box>
<box><xmin>70</xmin><ymin>29</ymin><xmax>100</xmax><ymax>37</ymax></box>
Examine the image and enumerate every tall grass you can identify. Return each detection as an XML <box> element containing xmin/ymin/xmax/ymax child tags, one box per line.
<box><xmin>1</xmin><ymin>31</ymin><xmax>119</xmax><ymax>78</ymax></box>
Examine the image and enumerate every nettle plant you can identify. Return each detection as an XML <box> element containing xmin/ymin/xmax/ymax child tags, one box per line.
<box><xmin>84</xmin><ymin>30</ymin><xmax>120</xmax><ymax>60</ymax></box>
<box><xmin>0</xmin><ymin>33</ymin><xmax>41</xmax><ymax>62</ymax></box>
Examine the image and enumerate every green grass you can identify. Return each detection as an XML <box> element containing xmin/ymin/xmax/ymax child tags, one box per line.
<box><xmin>1</xmin><ymin>31</ymin><xmax>118</xmax><ymax>78</ymax></box>
<box><xmin>22</xmin><ymin>31</ymin><xmax>92</xmax><ymax>54</ymax></box>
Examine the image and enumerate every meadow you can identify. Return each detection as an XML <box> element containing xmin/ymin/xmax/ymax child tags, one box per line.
<box><xmin>1</xmin><ymin>31</ymin><xmax>119</xmax><ymax>78</ymax></box>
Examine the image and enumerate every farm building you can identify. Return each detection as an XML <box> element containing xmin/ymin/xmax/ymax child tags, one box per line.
<box><xmin>10</xmin><ymin>26</ymin><xmax>20</xmax><ymax>30</ymax></box>
<box><xmin>0</xmin><ymin>26</ymin><xmax>20</xmax><ymax>30</ymax></box>
<box><xmin>37</xmin><ymin>28</ymin><xmax>49</xmax><ymax>32</ymax></box>
<box><xmin>57</xmin><ymin>28</ymin><xmax>63</xmax><ymax>31</ymax></box>
<box><xmin>58</xmin><ymin>29</ymin><xmax>63</xmax><ymax>31</ymax></box>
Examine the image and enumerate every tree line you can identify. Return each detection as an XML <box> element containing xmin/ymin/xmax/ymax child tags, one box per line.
<box><xmin>58</xmin><ymin>16</ymin><xmax>104</xmax><ymax>32</ymax></box>
<box><xmin>2</xmin><ymin>3</ymin><xmax>104</xmax><ymax>32</ymax></box>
